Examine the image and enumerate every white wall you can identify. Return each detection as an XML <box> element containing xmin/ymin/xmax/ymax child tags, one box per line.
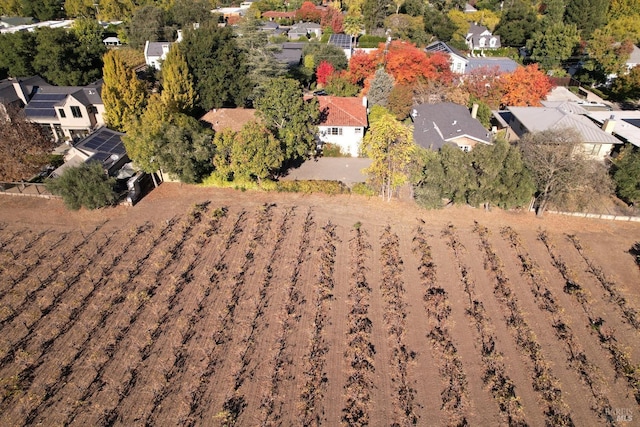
<box><xmin>318</xmin><ymin>126</ymin><xmax>364</xmax><ymax>157</ymax></box>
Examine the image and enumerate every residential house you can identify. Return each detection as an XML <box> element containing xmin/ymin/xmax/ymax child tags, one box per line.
<box><xmin>273</xmin><ymin>42</ymin><xmax>305</xmax><ymax>67</ymax></box>
<box><xmin>464</xmin><ymin>2</ymin><xmax>478</xmax><ymax>12</ymax></box>
<box><xmin>50</xmin><ymin>127</ymin><xmax>128</xmax><ymax>178</ymax></box>
<box><xmin>466</xmin><ymin>23</ymin><xmax>500</xmax><ymax>51</ymax></box>
<box><xmin>502</xmin><ymin>102</ymin><xmax>622</xmax><ymax>160</ymax></box>
<box><xmin>288</xmin><ymin>22</ymin><xmax>322</xmax><ymax>40</ymax></box>
<box><xmin>200</xmin><ymin>108</ymin><xmax>258</xmax><ymax>132</ymax></box>
<box><xmin>144</xmin><ymin>41</ymin><xmax>173</xmax><ymax>70</ymax></box>
<box><xmin>0</xmin><ymin>16</ymin><xmax>35</xmax><ymax>29</ymax></box>
<box><xmin>262</xmin><ymin>11</ymin><xmax>297</xmax><ymax>22</ymax></box>
<box><xmin>317</xmin><ymin>96</ymin><xmax>368</xmax><ymax>157</ymax></box>
<box><xmin>0</xmin><ymin>76</ymin><xmax>48</xmax><ymax>112</ymax></box>
<box><xmin>328</xmin><ymin>34</ymin><xmax>353</xmax><ymax>59</ymax></box>
<box><xmin>24</xmin><ymin>81</ymin><xmax>105</xmax><ymax>142</ymax></box>
<box><xmin>587</xmin><ymin>110</ymin><xmax>640</xmax><ymax>149</ymax></box>
<box><xmin>425</xmin><ymin>41</ymin><xmax>468</xmax><ymax>74</ymax></box>
<box><xmin>466</xmin><ymin>57</ymin><xmax>519</xmax><ymax>74</ymax></box>
<box><xmin>103</xmin><ymin>36</ymin><xmax>122</xmax><ymax>47</ymax></box>
<box><xmin>411</xmin><ymin>102</ymin><xmax>492</xmax><ymax>151</ymax></box>
<box><xmin>625</xmin><ymin>45</ymin><xmax>640</xmax><ymax>70</ymax></box>
<box><xmin>0</xmin><ymin>19</ymin><xmax>74</xmax><ymax>34</ymax></box>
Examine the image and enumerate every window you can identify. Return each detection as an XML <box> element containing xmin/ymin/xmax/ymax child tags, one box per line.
<box><xmin>459</xmin><ymin>145</ymin><xmax>471</xmax><ymax>152</ymax></box>
<box><xmin>58</xmin><ymin>108</ymin><xmax>66</xmax><ymax>118</ymax></box>
<box><xmin>330</xmin><ymin>127</ymin><xmax>342</xmax><ymax>136</ymax></box>
<box><xmin>355</xmin><ymin>128</ymin><xmax>362</xmax><ymax>133</ymax></box>
<box><xmin>71</xmin><ymin>106</ymin><xmax>82</xmax><ymax>118</ymax></box>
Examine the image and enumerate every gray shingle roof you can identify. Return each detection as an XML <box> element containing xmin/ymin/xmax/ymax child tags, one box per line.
<box><xmin>412</xmin><ymin>102</ymin><xmax>491</xmax><ymax>150</ymax></box>
<box><xmin>145</xmin><ymin>41</ymin><xmax>172</xmax><ymax>57</ymax></box>
<box><xmin>508</xmin><ymin>106</ymin><xmax>622</xmax><ymax>144</ymax></box>
<box><xmin>466</xmin><ymin>57</ymin><xmax>519</xmax><ymax>74</ymax></box>
<box><xmin>425</xmin><ymin>40</ymin><xmax>466</xmax><ymax>60</ymax></box>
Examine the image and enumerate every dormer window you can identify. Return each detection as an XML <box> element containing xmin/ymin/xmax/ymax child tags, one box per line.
<box><xmin>58</xmin><ymin>108</ymin><xmax>66</xmax><ymax>118</ymax></box>
<box><xmin>479</xmin><ymin>37</ymin><xmax>486</xmax><ymax>47</ymax></box>
<box><xmin>71</xmin><ymin>106</ymin><xmax>82</xmax><ymax>118</ymax></box>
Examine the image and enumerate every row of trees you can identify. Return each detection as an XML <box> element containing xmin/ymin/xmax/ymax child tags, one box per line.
<box><xmin>0</xmin><ymin>19</ymin><xmax>106</xmax><ymax>84</ymax></box>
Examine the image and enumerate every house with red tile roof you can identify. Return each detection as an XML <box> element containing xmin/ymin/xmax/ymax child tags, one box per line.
<box><xmin>262</xmin><ymin>11</ymin><xmax>297</xmax><ymax>21</ymax></box>
<box><xmin>317</xmin><ymin>96</ymin><xmax>368</xmax><ymax>156</ymax></box>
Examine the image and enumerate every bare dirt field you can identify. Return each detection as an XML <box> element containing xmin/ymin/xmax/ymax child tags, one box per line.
<box><xmin>0</xmin><ymin>183</ymin><xmax>639</xmax><ymax>426</ymax></box>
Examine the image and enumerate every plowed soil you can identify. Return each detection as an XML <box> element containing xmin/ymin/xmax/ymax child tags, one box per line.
<box><xmin>0</xmin><ymin>183</ymin><xmax>639</xmax><ymax>426</ymax></box>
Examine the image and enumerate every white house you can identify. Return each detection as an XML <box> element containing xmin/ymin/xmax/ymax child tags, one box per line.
<box><xmin>425</xmin><ymin>41</ymin><xmax>468</xmax><ymax>74</ymax></box>
<box><xmin>144</xmin><ymin>41</ymin><xmax>172</xmax><ymax>70</ymax></box>
<box><xmin>466</xmin><ymin>23</ymin><xmax>500</xmax><ymax>51</ymax></box>
<box><xmin>317</xmin><ymin>96</ymin><xmax>368</xmax><ymax>157</ymax></box>
<box><xmin>24</xmin><ymin>82</ymin><xmax>105</xmax><ymax>142</ymax></box>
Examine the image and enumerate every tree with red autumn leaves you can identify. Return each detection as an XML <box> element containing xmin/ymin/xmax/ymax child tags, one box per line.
<box><xmin>316</xmin><ymin>61</ymin><xmax>335</xmax><ymax>86</ymax></box>
<box><xmin>347</xmin><ymin>50</ymin><xmax>379</xmax><ymax>86</ymax></box>
<box><xmin>320</xmin><ymin>6</ymin><xmax>343</xmax><ymax>33</ymax></box>
<box><xmin>501</xmin><ymin>64</ymin><xmax>552</xmax><ymax>107</ymax></box>
<box><xmin>464</xmin><ymin>66</ymin><xmax>505</xmax><ymax>109</ymax></box>
<box><xmin>296</xmin><ymin>1</ymin><xmax>323</xmax><ymax>23</ymax></box>
<box><xmin>384</xmin><ymin>41</ymin><xmax>453</xmax><ymax>85</ymax></box>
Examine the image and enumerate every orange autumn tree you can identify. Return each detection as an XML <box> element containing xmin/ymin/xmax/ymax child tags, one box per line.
<box><xmin>347</xmin><ymin>50</ymin><xmax>380</xmax><ymax>86</ymax></box>
<box><xmin>464</xmin><ymin>65</ymin><xmax>505</xmax><ymax>109</ymax></box>
<box><xmin>501</xmin><ymin>64</ymin><xmax>553</xmax><ymax>107</ymax></box>
<box><xmin>384</xmin><ymin>41</ymin><xmax>454</xmax><ymax>85</ymax></box>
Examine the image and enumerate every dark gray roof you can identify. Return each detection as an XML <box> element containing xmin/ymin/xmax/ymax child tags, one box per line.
<box><xmin>466</xmin><ymin>57</ymin><xmax>519</xmax><ymax>74</ymax></box>
<box><xmin>75</xmin><ymin>127</ymin><xmax>126</xmax><ymax>158</ymax></box>
<box><xmin>412</xmin><ymin>102</ymin><xmax>490</xmax><ymax>150</ymax></box>
<box><xmin>145</xmin><ymin>41</ymin><xmax>172</xmax><ymax>57</ymax></box>
<box><xmin>425</xmin><ymin>40</ymin><xmax>466</xmax><ymax>59</ymax></box>
<box><xmin>291</xmin><ymin>22</ymin><xmax>321</xmax><ymax>30</ymax></box>
<box><xmin>0</xmin><ymin>76</ymin><xmax>49</xmax><ymax>106</ymax></box>
<box><xmin>272</xmin><ymin>43</ymin><xmax>303</xmax><ymax>67</ymax></box>
<box><xmin>329</xmin><ymin>34</ymin><xmax>352</xmax><ymax>50</ymax></box>
<box><xmin>24</xmin><ymin>83</ymin><xmax>103</xmax><ymax>119</ymax></box>
<box><xmin>261</xmin><ymin>21</ymin><xmax>279</xmax><ymax>30</ymax></box>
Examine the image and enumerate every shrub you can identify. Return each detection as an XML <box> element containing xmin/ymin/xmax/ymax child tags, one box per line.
<box><xmin>275</xmin><ymin>180</ymin><xmax>349</xmax><ymax>194</ymax></box>
<box><xmin>321</xmin><ymin>143</ymin><xmax>348</xmax><ymax>157</ymax></box>
<box><xmin>46</xmin><ymin>162</ymin><xmax>117</xmax><ymax>210</ymax></box>
<box><xmin>351</xmin><ymin>182</ymin><xmax>376</xmax><ymax>196</ymax></box>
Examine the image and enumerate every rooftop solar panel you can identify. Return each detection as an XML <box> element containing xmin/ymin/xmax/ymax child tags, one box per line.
<box><xmin>329</xmin><ymin>34</ymin><xmax>352</xmax><ymax>50</ymax></box>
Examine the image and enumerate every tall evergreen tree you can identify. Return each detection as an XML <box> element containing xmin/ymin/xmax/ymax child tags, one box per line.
<box><xmin>362</xmin><ymin>0</ymin><xmax>391</xmax><ymax>32</ymax></box>
<box><xmin>367</xmin><ymin>68</ymin><xmax>394</xmax><ymax>107</ymax></box>
<box><xmin>564</xmin><ymin>0</ymin><xmax>608</xmax><ymax>39</ymax></box>
<box><xmin>161</xmin><ymin>46</ymin><xmax>197</xmax><ymax>114</ymax></box>
<box><xmin>181</xmin><ymin>23</ymin><xmax>252</xmax><ymax>110</ymax></box>
<box><xmin>526</xmin><ymin>22</ymin><xmax>580</xmax><ymax>70</ymax></box>
<box><xmin>613</xmin><ymin>144</ymin><xmax>640</xmax><ymax>205</ymax></box>
<box><xmin>102</xmin><ymin>49</ymin><xmax>147</xmax><ymax>131</ymax></box>
<box><xmin>494</xmin><ymin>1</ymin><xmax>538</xmax><ymax>47</ymax></box>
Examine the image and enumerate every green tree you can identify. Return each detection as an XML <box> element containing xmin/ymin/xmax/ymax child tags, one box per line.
<box><xmin>122</xmin><ymin>95</ymin><xmax>170</xmax><ymax>173</ymax></box>
<box><xmin>65</xmin><ymin>0</ymin><xmax>96</xmax><ymax>18</ymax></box>
<box><xmin>602</xmin><ymin>16</ymin><xmax>640</xmax><ymax>45</ymax></box>
<box><xmin>423</xmin><ymin>10</ymin><xmax>456</xmax><ymax>42</ymax></box>
<box><xmin>468</xmin><ymin>138</ymin><xmax>534</xmax><ymax>209</ymax></box>
<box><xmin>612</xmin><ymin>65</ymin><xmax>640</xmax><ymax>100</ymax></box>
<box><xmin>527</xmin><ymin>22</ymin><xmax>580</xmax><ymax>70</ymax></box>
<box><xmin>565</xmin><ymin>0</ymin><xmax>608</xmax><ymax>39</ymax></box>
<box><xmin>212</xmin><ymin>128</ymin><xmax>237</xmax><ymax>180</ymax></box>
<box><xmin>367</xmin><ymin>68</ymin><xmax>394</xmax><ymax>108</ymax></box>
<box><xmin>97</xmin><ymin>0</ymin><xmax>136</xmax><ymax>22</ymax></box>
<box><xmin>439</xmin><ymin>143</ymin><xmax>474</xmax><ymax>204</ymax></box>
<box><xmin>302</xmin><ymin>42</ymin><xmax>349</xmax><ymax>72</ymax></box>
<box><xmin>168</xmin><ymin>0</ymin><xmax>215</xmax><ymax>28</ymax></box>
<box><xmin>494</xmin><ymin>1</ymin><xmax>538</xmax><ymax>47</ymax></box>
<box><xmin>361</xmin><ymin>111</ymin><xmax>415</xmax><ymax>201</ymax></box>
<box><xmin>325</xmin><ymin>73</ymin><xmax>361</xmax><ymax>96</ymax></box>
<box><xmin>21</xmin><ymin>0</ymin><xmax>64</xmax><ymax>21</ymax></box>
<box><xmin>412</xmin><ymin>147</ymin><xmax>446</xmax><ymax>209</ymax></box>
<box><xmin>46</xmin><ymin>162</ymin><xmax>117</xmax><ymax>210</ymax></box>
<box><xmin>102</xmin><ymin>49</ymin><xmax>147</xmax><ymax>131</ymax></box>
<box><xmin>125</xmin><ymin>5</ymin><xmax>169</xmax><ymax>49</ymax></box>
<box><xmin>613</xmin><ymin>144</ymin><xmax>640</xmax><ymax>204</ymax></box>
<box><xmin>235</xmin><ymin>16</ymin><xmax>286</xmax><ymax>100</ymax></box>
<box><xmin>33</xmin><ymin>27</ymin><xmax>105</xmax><ymax>86</ymax></box>
<box><xmin>387</xmin><ymin>84</ymin><xmax>413</xmax><ymax>120</ymax></box>
<box><xmin>362</xmin><ymin>0</ymin><xmax>391</xmax><ymax>32</ymax></box>
<box><xmin>0</xmin><ymin>32</ymin><xmax>36</xmax><ymax>77</ymax></box>
<box><xmin>161</xmin><ymin>46</ymin><xmax>197</xmax><ymax>113</ymax></box>
<box><xmin>154</xmin><ymin>116</ymin><xmax>215</xmax><ymax>183</ymax></box>
<box><xmin>255</xmin><ymin>77</ymin><xmax>319</xmax><ymax>162</ymax></box>
<box><xmin>181</xmin><ymin>24</ymin><xmax>252</xmax><ymax>110</ymax></box>
<box><xmin>587</xmin><ymin>29</ymin><xmax>634</xmax><ymax>78</ymax></box>
<box><xmin>231</xmin><ymin>121</ymin><xmax>285</xmax><ymax>182</ymax></box>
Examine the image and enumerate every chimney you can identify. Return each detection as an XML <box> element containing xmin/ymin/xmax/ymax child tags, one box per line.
<box><xmin>176</xmin><ymin>29</ymin><xmax>183</xmax><ymax>42</ymax></box>
<box><xmin>602</xmin><ymin>115</ymin><xmax>616</xmax><ymax>134</ymax></box>
<box><xmin>362</xmin><ymin>96</ymin><xmax>367</xmax><ymax>108</ymax></box>
<box><xmin>471</xmin><ymin>103</ymin><xmax>479</xmax><ymax>119</ymax></box>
